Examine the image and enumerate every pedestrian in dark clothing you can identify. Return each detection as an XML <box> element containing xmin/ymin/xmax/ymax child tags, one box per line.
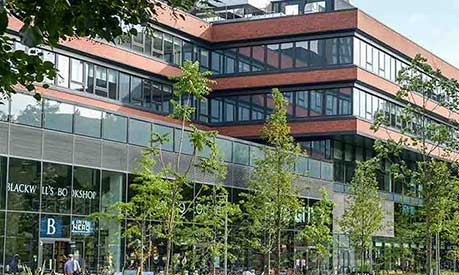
<box><xmin>9</xmin><ymin>254</ymin><xmax>19</xmax><ymax>275</ymax></box>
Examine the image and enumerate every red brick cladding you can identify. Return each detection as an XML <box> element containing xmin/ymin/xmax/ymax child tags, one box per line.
<box><xmin>213</xmin><ymin>118</ymin><xmax>357</xmax><ymax>138</ymax></box>
<box><xmin>212</xmin><ymin>67</ymin><xmax>358</xmax><ymax>90</ymax></box>
<box><xmin>209</xmin><ymin>9</ymin><xmax>358</xmax><ymax>42</ymax></box>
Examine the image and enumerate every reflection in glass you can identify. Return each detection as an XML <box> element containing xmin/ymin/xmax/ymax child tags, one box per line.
<box><xmin>74</xmin><ymin>106</ymin><xmax>102</xmax><ymax>138</ymax></box>
<box><xmin>0</xmin><ymin>99</ymin><xmax>9</xmax><ymax>121</ymax></box>
<box><xmin>103</xmin><ymin>113</ymin><xmax>127</xmax><ymax>142</ymax></box>
<box><xmin>44</xmin><ymin>99</ymin><xmax>74</xmax><ymax>132</ymax></box>
<box><xmin>41</xmin><ymin>162</ymin><xmax>72</xmax><ymax>213</ymax></box>
<box><xmin>5</xmin><ymin>212</ymin><xmax>38</xmax><ymax>272</ymax></box>
<box><xmin>99</xmin><ymin>171</ymin><xmax>125</xmax><ymax>273</ymax></box>
<box><xmin>129</xmin><ymin>119</ymin><xmax>151</xmax><ymax>147</ymax></box>
<box><xmin>73</xmin><ymin>167</ymin><xmax>100</xmax><ymax>215</ymax></box>
<box><xmin>10</xmin><ymin>93</ymin><xmax>42</xmax><ymax>127</ymax></box>
<box><xmin>7</xmin><ymin>158</ymin><xmax>41</xmax><ymax>211</ymax></box>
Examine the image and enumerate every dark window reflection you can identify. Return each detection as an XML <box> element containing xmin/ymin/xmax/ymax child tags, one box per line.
<box><xmin>42</xmin><ymin>162</ymin><xmax>72</xmax><ymax>214</ymax></box>
<box><xmin>73</xmin><ymin>167</ymin><xmax>100</xmax><ymax>215</ymax></box>
<box><xmin>7</xmin><ymin>158</ymin><xmax>41</xmax><ymax>211</ymax></box>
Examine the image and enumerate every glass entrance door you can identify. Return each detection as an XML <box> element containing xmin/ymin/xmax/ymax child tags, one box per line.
<box><xmin>39</xmin><ymin>240</ymin><xmax>70</xmax><ymax>275</ymax></box>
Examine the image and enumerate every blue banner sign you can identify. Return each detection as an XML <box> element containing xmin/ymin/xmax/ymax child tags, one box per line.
<box><xmin>71</xmin><ymin>218</ymin><xmax>93</xmax><ymax>235</ymax></box>
<box><xmin>40</xmin><ymin>216</ymin><xmax>64</xmax><ymax>238</ymax></box>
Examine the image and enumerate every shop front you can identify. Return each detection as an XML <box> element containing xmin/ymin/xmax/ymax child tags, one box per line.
<box><xmin>0</xmin><ymin>156</ymin><xmax>124</xmax><ymax>275</ymax></box>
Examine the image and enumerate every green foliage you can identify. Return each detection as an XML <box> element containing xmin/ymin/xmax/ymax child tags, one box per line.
<box><xmin>241</xmin><ymin>88</ymin><xmax>303</xmax><ymax>274</ymax></box>
<box><xmin>371</xmin><ymin>54</ymin><xmax>459</xmax><ymax>273</ymax></box>
<box><xmin>0</xmin><ymin>0</ymin><xmax>201</xmax><ymax>100</ymax></box>
<box><xmin>95</xmin><ymin>61</ymin><xmax>232</xmax><ymax>275</ymax></box>
<box><xmin>340</xmin><ymin>158</ymin><xmax>383</xmax><ymax>270</ymax></box>
<box><xmin>299</xmin><ymin>188</ymin><xmax>334</xmax><ymax>270</ymax></box>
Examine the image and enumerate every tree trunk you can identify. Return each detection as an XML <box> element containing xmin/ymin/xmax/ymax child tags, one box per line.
<box><xmin>435</xmin><ymin>232</ymin><xmax>440</xmax><ymax>275</ymax></box>
<box><xmin>267</xmin><ymin>251</ymin><xmax>271</xmax><ymax>275</ymax></box>
<box><xmin>277</xmin><ymin>228</ymin><xmax>281</xmax><ymax>275</ymax></box>
<box><xmin>427</xmin><ymin>218</ymin><xmax>432</xmax><ymax>275</ymax></box>
<box><xmin>165</xmin><ymin>237</ymin><xmax>172</xmax><ymax>275</ymax></box>
<box><xmin>360</xmin><ymin>249</ymin><xmax>364</xmax><ymax>275</ymax></box>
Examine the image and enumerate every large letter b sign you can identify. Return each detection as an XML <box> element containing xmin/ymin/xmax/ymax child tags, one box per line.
<box><xmin>47</xmin><ymin>218</ymin><xmax>56</xmax><ymax>235</ymax></box>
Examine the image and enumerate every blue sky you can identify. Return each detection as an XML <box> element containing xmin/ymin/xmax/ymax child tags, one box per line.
<box><xmin>352</xmin><ymin>0</ymin><xmax>459</xmax><ymax>67</ymax></box>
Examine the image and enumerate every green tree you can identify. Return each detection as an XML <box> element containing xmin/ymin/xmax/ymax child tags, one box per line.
<box><xmin>0</xmin><ymin>0</ymin><xmax>202</xmax><ymax>101</ymax></box>
<box><xmin>299</xmin><ymin>188</ymin><xmax>334</xmax><ymax>274</ymax></box>
<box><xmin>242</xmin><ymin>88</ymin><xmax>303</xmax><ymax>275</ymax></box>
<box><xmin>98</xmin><ymin>61</ymin><xmax>229</xmax><ymax>275</ymax></box>
<box><xmin>182</xmin><ymin>184</ymin><xmax>240</xmax><ymax>274</ymax></box>
<box><xmin>339</xmin><ymin>158</ymin><xmax>383</xmax><ymax>273</ymax></box>
<box><xmin>372</xmin><ymin>55</ymin><xmax>459</xmax><ymax>274</ymax></box>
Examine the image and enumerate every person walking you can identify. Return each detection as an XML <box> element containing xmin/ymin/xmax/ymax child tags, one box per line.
<box><xmin>9</xmin><ymin>254</ymin><xmax>19</xmax><ymax>275</ymax></box>
<box><xmin>64</xmin><ymin>255</ymin><xmax>75</xmax><ymax>275</ymax></box>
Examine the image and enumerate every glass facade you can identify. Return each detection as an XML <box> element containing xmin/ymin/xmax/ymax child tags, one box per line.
<box><xmin>211</xmin><ymin>87</ymin><xmax>352</xmax><ymax>123</ymax></box>
<box><xmin>115</xmin><ymin>28</ymin><xmax>353</xmax><ymax>75</ymax></box>
<box><xmin>0</xmin><ymin>154</ymin><xmax>327</xmax><ymax>274</ymax></box>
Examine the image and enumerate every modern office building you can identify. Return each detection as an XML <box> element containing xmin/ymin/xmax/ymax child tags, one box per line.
<box><xmin>1</xmin><ymin>0</ymin><xmax>458</xmax><ymax>273</ymax></box>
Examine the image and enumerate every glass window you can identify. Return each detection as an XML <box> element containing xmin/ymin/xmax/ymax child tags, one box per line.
<box><xmin>251</xmin><ymin>94</ymin><xmax>265</xmax><ymax>120</ymax></box>
<box><xmin>353</xmin><ymin>88</ymin><xmax>360</xmax><ymax>117</ymax></box>
<box><xmin>119</xmin><ymin>73</ymin><xmax>130</xmax><ymax>103</ymax></box>
<box><xmin>310</xmin><ymin>90</ymin><xmax>323</xmax><ymax>116</ymax></box>
<box><xmin>5</xmin><ymin>212</ymin><xmax>38</xmax><ymax>271</ymax></box>
<box><xmin>224</xmin><ymin>50</ymin><xmax>236</xmax><ymax>74</ymax></box>
<box><xmin>223</xmin><ymin>98</ymin><xmax>236</xmax><ymax>122</ymax></box>
<box><xmin>365</xmin><ymin>93</ymin><xmax>373</xmax><ymax>120</ymax></box>
<box><xmin>42</xmin><ymin>162</ymin><xmax>72</xmax><ymax>213</ymax></box>
<box><xmin>0</xmin><ymin>99</ymin><xmax>9</xmax><ymax>121</ymax></box>
<box><xmin>173</xmin><ymin>37</ymin><xmax>182</xmax><ymax>65</ymax></box>
<box><xmin>338</xmin><ymin>37</ymin><xmax>352</xmax><ymax>64</ymax></box>
<box><xmin>0</xmin><ymin>156</ymin><xmax>6</xmax><ymax>209</ymax></box>
<box><xmin>325</xmin><ymin>91</ymin><xmax>338</xmax><ymax>115</ymax></box>
<box><xmin>309</xmin><ymin>159</ymin><xmax>321</xmax><ymax>178</ymax></box>
<box><xmin>74</xmin><ymin>106</ymin><xmax>102</xmax><ymax>138</ymax></box>
<box><xmin>57</xmin><ymin>54</ymin><xmax>70</xmax><ymax>88</ymax></box>
<box><xmin>95</xmin><ymin>66</ymin><xmax>108</xmax><ymax>97</ymax></box>
<box><xmin>295</xmin><ymin>90</ymin><xmax>309</xmax><ymax>117</ymax></box>
<box><xmin>154</xmin><ymin>124</ymin><xmax>174</xmax><ymax>152</ymax></box>
<box><xmin>238</xmin><ymin>96</ymin><xmax>251</xmax><ymax>121</ymax></box>
<box><xmin>153</xmin><ymin>31</ymin><xmax>164</xmax><ymax>59</ymax></box>
<box><xmin>295</xmin><ymin>41</ymin><xmax>308</xmax><ymax>68</ymax></box>
<box><xmin>200</xmin><ymin>48</ymin><xmax>209</xmax><ymax>69</ymax></box>
<box><xmin>216</xmin><ymin>138</ymin><xmax>232</xmax><ymax>162</ymax></box>
<box><xmin>129</xmin><ymin>119</ymin><xmax>151</xmax><ymax>147</ymax></box>
<box><xmin>99</xmin><ymin>171</ymin><xmax>125</xmax><ymax>273</ymax></box>
<box><xmin>73</xmin><ymin>167</ymin><xmax>100</xmax><ymax>215</ymax></box>
<box><xmin>183</xmin><ymin>42</ymin><xmax>193</xmax><ymax>61</ymax></box>
<box><xmin>130</xmin><ymin>76</ymin><xmax>143</xmax><ymax>106</ymax></box>
<box><xmin>211</xmin><ymin>99</ymin><xmax>223</xmax><ymax>123</ymax></box>
<box><xmin>164</xmin><ymin>34</ymin><xmax>174</xmax><ymax>63</ymax></box>
<box><xmin>44</xmin><ymin>99</ymin><xmax>74</xmax><ymax>132</ymax></box>
<box><xmin>162</xmin><ymin>85</ymin><xmax>172</xmax><ymax>113</ymax></box>
<box><xmin>233</xmin><ymin>142</ymin><xmax>249</xmax><ymax>165</ymax></box>
<box><xmin>7</xmin><ymin>158</ymin><xmax>41</xmax><ymax>211</ymax></box>
<box><xmin>103</xmin><ymin>113</ymin><xmax>127</xmax><ymax>142</ymax></box>
<box><xmin>266</xmin><ymin>44</ymin><xmax>280</xmax><ymax>70</ymax></box>
<box><xmin>249</xmin><ymin>146</ymin><xmax>264</xmax><ymax>166</ymax></box>
<box><xmin>10</xmin><ymin>93</ymin><xmax>42</xmax><ymax>127</ymax></box>
<box><xmin>70</xmin><ymin>59</ymin><xmax>84</xmax><ymax>91</ymax></box>
<box><xmin>132</xmin><ymin>30</ymin><xmax>145</xmax><ymax>53</ymax></box>
<box><xmin>280</xmin><ymin>43</ymin><xmax>294</xmax><ymax>69</ymax></box>
<box><xmin>339</xmin><ymin>88</ymin><xmax>352</xmax><ymax>115</ymax></box>
<box><xmin>108</xmin><ymin>69</ymin><xmax>118</xmax><ymax>100</ymax></box>
<box><xmin>43</xmin><ymin>50</ymin><xmax>56</xmax><ymax>84</ymax></box>
<box><xmin>252</xmin><ymin>46</ymin><xmax>266</xmax><ymax>71</ymax></box>
<box><xmin>211</xmin><ymin>51</ymin><xmax>223</xmax><ymax>74</ymax></box>
<box><xmin>85</xmin><ymin>63</ymin><xmax>94</xmax><ymax>94</ymax></box>
<box><xmin>326</xmin><ymin>38</ymin><xmax>339</xmax><ymax>65</ymax></box>
<box><xmin>359</xmin><ymin>91</ymin><xmax>366</xmax><ymax>119</ymax></box>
